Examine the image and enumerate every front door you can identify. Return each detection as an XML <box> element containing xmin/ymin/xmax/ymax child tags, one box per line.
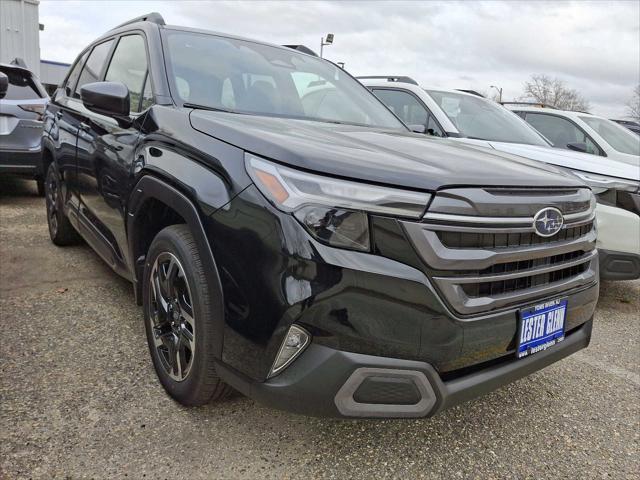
<box><xmin>74</xmin><ymin>34</ymin><xmax>152</xmax><ymax>275</ymax></box>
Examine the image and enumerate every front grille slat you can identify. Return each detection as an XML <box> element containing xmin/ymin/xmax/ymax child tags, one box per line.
<box><xmin>461</xmin><ymin>256</ymin><xmax>590</xmax><ymax>298</ymax></box>
<box><xmin>436</xmin><ymin>222</ymin><xmax>594</xmax><ymax>249</ymax></box>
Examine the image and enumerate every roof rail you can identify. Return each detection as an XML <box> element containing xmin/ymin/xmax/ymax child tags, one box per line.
<box><xmin>110</xmin><ymin>12</ymin><xmax>165</xmax><ymax>31</ymax></box>
<box><xmin>456</xmin><ymin>89</ymin><xmax>485</xmax><ymax>98</ymax></box>
<box><xmin>500</xmin><ymin>101</ymin><xmax>557</xmax><ymax>109</ymax></box>
<box><xmin>356</xmin><ymin>76</ymin><xmax>418</xmax><ymax>86</ymax></box>
<box><xmin>282</xmin><ymin>45</ymin><xmax>318</xmax><ymax>57</ymax></box>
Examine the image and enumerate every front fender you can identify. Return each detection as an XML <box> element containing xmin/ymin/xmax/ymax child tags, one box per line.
<box><xmin>127</xmin><ymin>175</ymin><xmax>227</xmax><ymax>358</ymax></box>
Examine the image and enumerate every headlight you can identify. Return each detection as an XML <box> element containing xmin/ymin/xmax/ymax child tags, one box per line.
<box><xmin>567</xmin><ymin>169</ymin><xmax>640</xmax><ymax>214</ymax></box>
<box><xmin>245</xmin><ymin>153</ymin><xmax>431</xmax><ymax>251</ymax></box>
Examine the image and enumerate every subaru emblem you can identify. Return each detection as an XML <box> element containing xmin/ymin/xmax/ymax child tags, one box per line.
<box><xmin>533</xmin><ymin>207</ymin><xmax>564</xmax><ymax>237</ymax></box>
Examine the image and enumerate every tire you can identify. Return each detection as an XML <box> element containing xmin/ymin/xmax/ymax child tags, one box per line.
<box><xmin>45</xmin><ymin>163</ymin><xmax>81</xmax><ymax>246</ymax></box>
<box><xmin>143</xmin><ymin>224</ymin><xmax>232</xmax><ymax>406</ymax></box>
<box><xmin>36</xmin><ymin>178</ymin><xmax>45</xmax><ymax>197</ymax></box>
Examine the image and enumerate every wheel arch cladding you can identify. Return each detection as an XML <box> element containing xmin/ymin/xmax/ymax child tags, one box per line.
<box><xmin>41</xmin><ymin>144</ymin><xmax>54</xmax><ymax>176</ymax></box>
<box><xmin>128</xmin><ymin>175</ymin><xmax>226</xmax><ymax>358</ymax></box>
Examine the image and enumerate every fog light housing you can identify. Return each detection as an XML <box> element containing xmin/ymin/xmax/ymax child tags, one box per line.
<box><xmin>268</xmin><ymin>325</ymin><xmax>310</xmax><ymax>378</ymax></box>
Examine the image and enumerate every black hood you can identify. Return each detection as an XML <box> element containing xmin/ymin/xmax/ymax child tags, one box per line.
<box><xmin>189</xmin><ymin>111</ymin><xmax>586</xmax><ymax>191</ymax></box>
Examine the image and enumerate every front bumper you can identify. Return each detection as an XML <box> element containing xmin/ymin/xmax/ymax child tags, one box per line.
<box><xmin>599</xmin><ymin>249</ymin><xmax>640</xmax><ymax>281</ymax></box>
<box><xmin>210</xmin><ymin>185</ymin><xmax>599</xmax><ymax>380</ymax></box>
<box><xmin>216</xmin><ymin>318</ymin><xmax>593</xmax><ymax>418</ymax></box>
<box><xmin>208</xmin><ymin>185</ymin><xmax>599</xmax><ymax>416</ymax></box>
<box><xmin>595</xmin><ymin>203</ymin><xmax>640</xmax><ymax>280</ymax></box>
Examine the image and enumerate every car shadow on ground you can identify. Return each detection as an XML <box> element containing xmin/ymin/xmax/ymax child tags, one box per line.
<box><xmin>0</xmin><ymin>175</ymin><xmax>41</xmax><ymax>199</ymax></box>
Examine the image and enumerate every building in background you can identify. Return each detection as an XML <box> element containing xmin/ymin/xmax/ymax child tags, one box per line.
<box><xmin>0</xmin><ymin>0</ymin><xmax>41</xmax><ymax>75</ymax></box>
<box><xmin>0</xmin><ymin>0</ymin><xmax>69</xmax><ymax>94</ymax></box>
<box><xmin>39</xmin><ymin>59</ymin><xmax>70</xmax><ymax>95</ymax></box>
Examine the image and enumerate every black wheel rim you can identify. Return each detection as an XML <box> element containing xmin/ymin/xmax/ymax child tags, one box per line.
<box><xmin>45</xmin><ymin>170</ymin><xmax>58</xmax><ymax>236</ymax></box>
<box><xmin>148</xmin><ymin>252</ymin><xmax>196</xmax><ymax>382</ymax></box>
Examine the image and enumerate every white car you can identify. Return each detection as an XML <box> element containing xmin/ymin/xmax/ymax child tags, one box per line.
<box><xmin>505</xmin><ymin>104</ymin><xmax>640</xmax><ymax>166</ymax></box>
<box><xmin>358</xmin><ymin>77</ymin><xmax>640</xmax><ymax>280</ymax></box>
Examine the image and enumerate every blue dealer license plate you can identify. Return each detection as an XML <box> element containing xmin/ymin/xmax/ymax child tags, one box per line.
<box><xmin>516</xmin><ymin>298</ymin><xmax>567</xmax><ymax>359</ymax></box>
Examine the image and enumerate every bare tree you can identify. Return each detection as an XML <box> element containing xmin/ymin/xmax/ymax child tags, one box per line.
<box><xmin>521</xmin><ymin>74</ymin><xmax>591</xmax><ymax>111</ymax></box>
<box><xmin>627</xmin><ymin>85</ymin><xmax>640</xmax><ymax>121</ymax></box>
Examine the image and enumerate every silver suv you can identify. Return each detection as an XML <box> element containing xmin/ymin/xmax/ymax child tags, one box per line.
<box><xmin>0</xmin><ymin>63</ymin><xmax>49</xmax><ymax>195</ymax></box>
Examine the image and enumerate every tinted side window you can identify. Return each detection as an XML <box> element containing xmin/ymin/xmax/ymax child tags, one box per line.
<box><xmin>373</xmin><ymin>89</ymin><xmax>443</xmax><ymax>136</ymax></box>
<box><xmin>373</xmin><ymin>89</ymin><xmax>428</xmax><ymax>125</ymax></box>
<box><xmin>525</xmin><ymin>113</ymin><xmax>601</xmax><ymax>155</ymax></box>
<box><xmin>74</xmin><ymin>40</ymin><xmax>114</xmax><ymax>98</ymax></box>
<box><xmin>105</xmin><ymin>35</ymin><xmax>149</xmax><ymax>113</ymax></box>
<box><xmin>1</xmin><ymin>68</ymin><xmax>43</xmax><ymax>100</ymax></box>
<box><xmin>65</xmin><ymin>51</ymin><xmax>89</xmax><ymax>97</ymax></box>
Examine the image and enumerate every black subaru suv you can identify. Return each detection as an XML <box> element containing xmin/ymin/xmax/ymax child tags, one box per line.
<box><xmin>42</xmin><ymin>13</ymin><xmax>599</xmax><ymax>418</ymax></box>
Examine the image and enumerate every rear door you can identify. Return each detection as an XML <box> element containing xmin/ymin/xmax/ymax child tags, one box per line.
<box><xmin>74</xmin><ymin>33</ymin><xmax>152</xmax><ymax>273</ymax></box>
<box><xmin>46</xmin><ymin>42</ymin><xmax>114</xmax><ymax>218</ymax></box>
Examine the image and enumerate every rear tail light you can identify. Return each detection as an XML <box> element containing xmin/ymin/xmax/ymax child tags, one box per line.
<box><xmin>18</xmin><ymin>104</ymin><xmax>45</xmax><ymax>120</ymax></box>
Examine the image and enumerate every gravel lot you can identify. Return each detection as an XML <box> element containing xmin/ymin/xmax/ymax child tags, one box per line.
<box><xmin>1</xmin><ymin>176</ymin><xmax>639</xmax><ymax>480</ymax></box>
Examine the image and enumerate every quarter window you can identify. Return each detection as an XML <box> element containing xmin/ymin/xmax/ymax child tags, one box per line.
<box><xmin>105</xmin><ymin>35</ymin><xmax>150</xmax><ymax>113</ymax></box>
<box><xmin>140</xmin><ymin>75</ymin><xmax>154</xmax><ymax>111</ymax></box>
<box><xmin>74</xmin><ymin>40</ymin><xmax>114</xmax><ymax>98</ymax></box>
<box><xmin>525</xmin><ymin>113</ymin><xmax>602</xmax><ymax>156</ymax></box>
<box><xmin>65</xmin><ymin>50</ymin><xmax>89</xmax><ymax>97</ymax></box>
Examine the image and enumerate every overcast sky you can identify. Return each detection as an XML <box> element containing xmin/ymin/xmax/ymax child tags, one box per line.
<box><xmin>39</xmin><ymin>0</ymin><xmax>639</xmax><ymax>119</ymax></box>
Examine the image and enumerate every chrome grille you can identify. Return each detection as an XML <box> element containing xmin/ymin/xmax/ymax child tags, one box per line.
<box><xmin>402</xmin><ymin>188</ymin><xmax>598</xmax><ymax>315</ymax></box>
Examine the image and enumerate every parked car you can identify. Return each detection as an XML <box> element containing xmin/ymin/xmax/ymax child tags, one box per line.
<box><xmin>43</xmin><ymin>13</ymin><xmax>598</xmax><ymax>418</ymax></box>
<box><xmin>611</xmin><ymin>119</ymin><xmax>640</xmax><ymax>136</ymax></box>
<box><xmin>360</xmin><ymin>77</ymin><xmax>640</xmax><ymax>280</ymax></box>
<box><xmin>0</xmin><ymin>63</ymin><xmax>49</xmax><ymax>195</ymax></box>
<box><xmin>505</xmin><ymin>105</ymin><xmax>640</xmax><ymax>164</ymax></box>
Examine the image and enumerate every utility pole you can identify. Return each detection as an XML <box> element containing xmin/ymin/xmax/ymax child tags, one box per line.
<box><xmin>320</xmin><ymin>33</ymin><xmax>334</xmax><ymax>58</ymax></box>
<box><xmin>490</xmin><ymin>85</ymin><xmax>503</xmax><ymax>103</ymax></box>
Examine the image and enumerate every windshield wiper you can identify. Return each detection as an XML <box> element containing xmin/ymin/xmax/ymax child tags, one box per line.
<box><xmin>183</xmin><ymin>102</ymin><xmax>236</xmax><ymax>114</ymax></box>
<box><xmin>465</xmin><ymin>135</ymin><xmax>488</xmax><ymax>141</ymax></box>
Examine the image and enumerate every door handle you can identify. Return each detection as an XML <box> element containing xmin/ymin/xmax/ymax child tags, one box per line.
<box><xmin>79</xmin><ymin>122</ymin><xmax>90</xmax><ymax>132</ymax></box>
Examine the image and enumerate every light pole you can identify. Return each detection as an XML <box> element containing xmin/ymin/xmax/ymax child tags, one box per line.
<box><xmin>490</xmin><ymin>85</ymin><xmax>503</xmax><ymax>103</ymax></box>
<box><xmin>320</xmin><ymin>33</ymin><xmax>334</xmax><ymax>58</ymax></box>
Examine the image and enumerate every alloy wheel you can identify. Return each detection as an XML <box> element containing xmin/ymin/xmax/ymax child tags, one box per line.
<box><xmin>148</xmin><ymin>252</ymin><xmax>196</xmax><ymax>382</ymax></box>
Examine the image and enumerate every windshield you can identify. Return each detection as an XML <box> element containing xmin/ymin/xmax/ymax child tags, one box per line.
<box><xmin>426</xmin><ymin>90</ymin><xmax>549</xmax><ymax>146</ymax></box>
<box><xmin>164</xmin><ymin>30</ymin><xmax>405</xmax><ymax>129</ymax></box>
<box><xmin>579</xmin><ymin>116</ymin><xmax>640</xmax><ymax>156</ymax></box>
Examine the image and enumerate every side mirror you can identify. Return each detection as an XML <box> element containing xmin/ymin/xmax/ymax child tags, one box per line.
<box><xmin>566</xmin><ymin>142</ymin><xmax>587</xmax><ymax>153</ymax></box>
<box><xmin>408</xmin><ymin>124</ymin><xmax>426</xmax><ymax>134</ymax></box>
<box><xmin>0</xmin><ymin>72</ymin><xmax>8</xmax><ymax>99</ymax></box>
<box><xmin>80</xmin><ymin>81</ymin><xmax>130</xmax><ymax>118</ymax></box>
